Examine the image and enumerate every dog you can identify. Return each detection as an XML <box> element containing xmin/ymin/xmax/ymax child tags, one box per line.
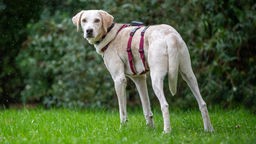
<box><xmin>72</xmin><ymin>10</ymin><xmax>214</xmax><ymax>133</ymax></box>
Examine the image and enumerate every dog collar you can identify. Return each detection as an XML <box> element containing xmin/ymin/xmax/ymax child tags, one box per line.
<box><xmin>101</xmin><ymin>24</ymin><xmax>129</xmax><ymax>53</ymax></box>
<box><xmin>95</xmin><ymin>23</ymin><xmax>115</xmax><ymax>45</ymax></box>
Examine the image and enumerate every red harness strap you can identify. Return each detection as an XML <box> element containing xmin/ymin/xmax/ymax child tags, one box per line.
<box><xmin>139</xmin><ymin>26</ymin><xmax>149</xmax><ymax>74</ymax></box>
<box><xmin>127</xmin><ymin>26</ymin><xmax>142</xmax><ymax>75</ymax></box>
<box><xmin>101</xmin><ymin>24</ymin><xmax>149</xmax><ymax>75</ymax></box>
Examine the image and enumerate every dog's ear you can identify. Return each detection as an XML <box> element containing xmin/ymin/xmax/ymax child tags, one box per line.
<box><xmin>72</xmin><ymin>11</ymin><xmax>84</xmax><ymax>32</ymax></box>
<box><xmin>99</xmin><ymin>10</ymin><xmax>114</xmax><ymax>34</ymax></box>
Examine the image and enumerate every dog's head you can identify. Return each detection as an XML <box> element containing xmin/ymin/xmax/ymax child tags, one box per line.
<box><xmin>72</xmin><ymin>10</ymin><xmax>114</xmax><ymax>44</ymax></box>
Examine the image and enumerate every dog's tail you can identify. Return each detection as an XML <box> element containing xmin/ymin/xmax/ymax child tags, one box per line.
<box><xmin>166</xmin><ymin>33</ymin><xmax>183</xmax><ymax>96</ymax></box>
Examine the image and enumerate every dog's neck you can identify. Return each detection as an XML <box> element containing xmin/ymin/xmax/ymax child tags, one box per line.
<box><xmin>94</xmin><ymin>23</ymin><xmax>123</xmax><ymax>55</ymax></box>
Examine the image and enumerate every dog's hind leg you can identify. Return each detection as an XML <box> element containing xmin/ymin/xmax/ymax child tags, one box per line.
<box><xmin>148</xmin><ymin>43</ymin><xmax>171</xmax><ymax>133</ymax></box>
<box><xmin>130</xmin><ymin>75</ymin><xmax>154</xmax><ymax>127</ymax></box>
<box><xmin>179</xmin><ymin>41</ymin><xmax>214</xmax><ymax>132</ymax></box>
<box><xmin>150</xmin><ymin>70</ymin><xmax>170</xmax><ymax>133</ymax></box>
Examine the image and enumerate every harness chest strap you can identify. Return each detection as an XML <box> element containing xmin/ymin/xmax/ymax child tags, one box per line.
<box><xmin>127</xmin><ymin>26</ymin><xmax>142</xmax><ymax>75</ymax></box>
<box><xmin>139</xmin><ymin>26</ymin><xmax>149</xmax><ymax>74</ymax></box>
<box><xmin>127</xmin><ymin>26</ymin><xmax>149</xmax><ymax>75</ymax></box>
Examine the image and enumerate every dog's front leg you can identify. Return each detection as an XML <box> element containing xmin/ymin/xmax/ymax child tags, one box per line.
<box><xmin>113</xmin><ymin>75</ymin><xmax>128</xmax><ymax>126</ymax></box>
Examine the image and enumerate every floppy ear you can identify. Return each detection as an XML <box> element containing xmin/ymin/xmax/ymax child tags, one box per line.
<box><xmin>99</xmin><ymin>10</ymin><xmax>114</xmax><ymax>34</ymax></box>
<box><xmin>72</xmin><ymin>11</ymin><xmax>84</xmax><ymax>32</ymax></box>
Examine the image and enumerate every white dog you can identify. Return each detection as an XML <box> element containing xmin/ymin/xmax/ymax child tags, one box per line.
<box><xmin>72</xmin><ymin>10</ymin><xmax>214</xmax><ymax>133</ymax></box>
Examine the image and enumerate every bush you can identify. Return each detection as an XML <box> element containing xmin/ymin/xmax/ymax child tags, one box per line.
<box><xmin>16</xmin><ymin>0</ymin><xmax>256</xmax><ymax>110</ymax></box>
<box><xmin>17</xmin><ymin>11</ymin><xmax>115</xmax><ymax>108</ymax></box>
<box><xmin>0</xmin><ymin>0</ymin><xmax>43</xmax><ymax>108</ymax></box>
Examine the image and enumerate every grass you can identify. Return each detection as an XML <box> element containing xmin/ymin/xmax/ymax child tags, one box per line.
<box><xmin>0</xmin><ymin>107</ymin><xmax>255</xmax><ymax>144</ymax></box>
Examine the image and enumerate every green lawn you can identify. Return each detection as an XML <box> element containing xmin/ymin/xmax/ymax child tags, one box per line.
<box><xmin>0</xmin><ymin>107</ymin><xmax>255</xmax><ymax>144</ymax></box>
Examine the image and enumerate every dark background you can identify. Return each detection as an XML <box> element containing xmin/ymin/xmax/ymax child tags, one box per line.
<box><xmin>0</xmin><ymin>0</ymin><xmax>255</xmax><ymax>111</ymax></box>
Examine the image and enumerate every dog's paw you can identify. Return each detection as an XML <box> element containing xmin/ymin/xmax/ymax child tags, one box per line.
<box><xmin>204</xmin><ymin>127</ymin><xmax>214</xmax><ymax>133</ymax></box>
<box><xmin>205</xmin><ymin>125</ymin><xmax>214</xmax><ymax>133</ymax></box>
<box><xmin>146</xmin><ymin>119</ymin><xmax>155</xmax><ymax>128</ymax></box>
<box><xmin>119</xmin><ymin>120</ymin><xmax>128</xmax><ymax>129</ymax></box>
<box><xmin>162</xmin><ymin>127</ymin><xmax>171</xmax><ymax>134</ymax></box>
<box><xmin>162</xmin><ymin>130</ymin><xmax>171</xmax><ymax>134</ymax></box>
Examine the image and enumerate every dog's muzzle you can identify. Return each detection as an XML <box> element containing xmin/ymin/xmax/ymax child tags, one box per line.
<box><xmin>85</xmin><ymin>28</ymin><xmax>94</xmax><ymax>38</ymax></box>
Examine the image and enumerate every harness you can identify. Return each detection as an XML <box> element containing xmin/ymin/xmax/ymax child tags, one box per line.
<box><xmin>127</xmin><ymin>26</ymin><xmax>149</xmax><ymax>75</ymax></box>
<box><xmin>101</xmin><ymin>22</ymin><xmax>149</xmax><ymax>75</ymax></box>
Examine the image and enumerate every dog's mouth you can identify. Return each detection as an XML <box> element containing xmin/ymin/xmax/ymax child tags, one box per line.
<box><xmin>84</xmin><ymin>33</ymin><xmax>95</xmax><ymax>39</ymax></box>
<box><xmin>86</xmin><ymin>33</ymin><xmax>94</xmax><ymax>38</ymax></box>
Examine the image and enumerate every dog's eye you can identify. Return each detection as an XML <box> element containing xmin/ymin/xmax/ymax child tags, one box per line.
<box><xmin>94</xmin><ymin>18</ymin><xmax>100</xmax><ymax>23</ymax></box>
<box><xmin>82</xmin><ymin>19</ymin><xmax>87</xmax><ymax>23</ymax></box>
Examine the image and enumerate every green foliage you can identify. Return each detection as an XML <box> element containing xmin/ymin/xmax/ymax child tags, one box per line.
<box><xmin>0</xmin><ymin>0</ymin><xmax>43</xmax><ymax>107</ymax></box>
<box><xmin>17</xmin><ymin>11</ymin><xmax>115</xmax><ymax>108</ymax></box>
<box><xmin>1</xmin><ymin>108</ymin><xmax>256</xmax><ymax>143</ymax></box>
<box><xmin>5</xmin><ymin>0</ymin><xmax>256</xmax><ymax>110</ymax></box>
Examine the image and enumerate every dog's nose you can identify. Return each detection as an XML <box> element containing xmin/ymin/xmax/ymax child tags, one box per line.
<box><xmin>86</xmin><ymin>29</ymin><xmax>93</xmax><ymax>35</ymax></box>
